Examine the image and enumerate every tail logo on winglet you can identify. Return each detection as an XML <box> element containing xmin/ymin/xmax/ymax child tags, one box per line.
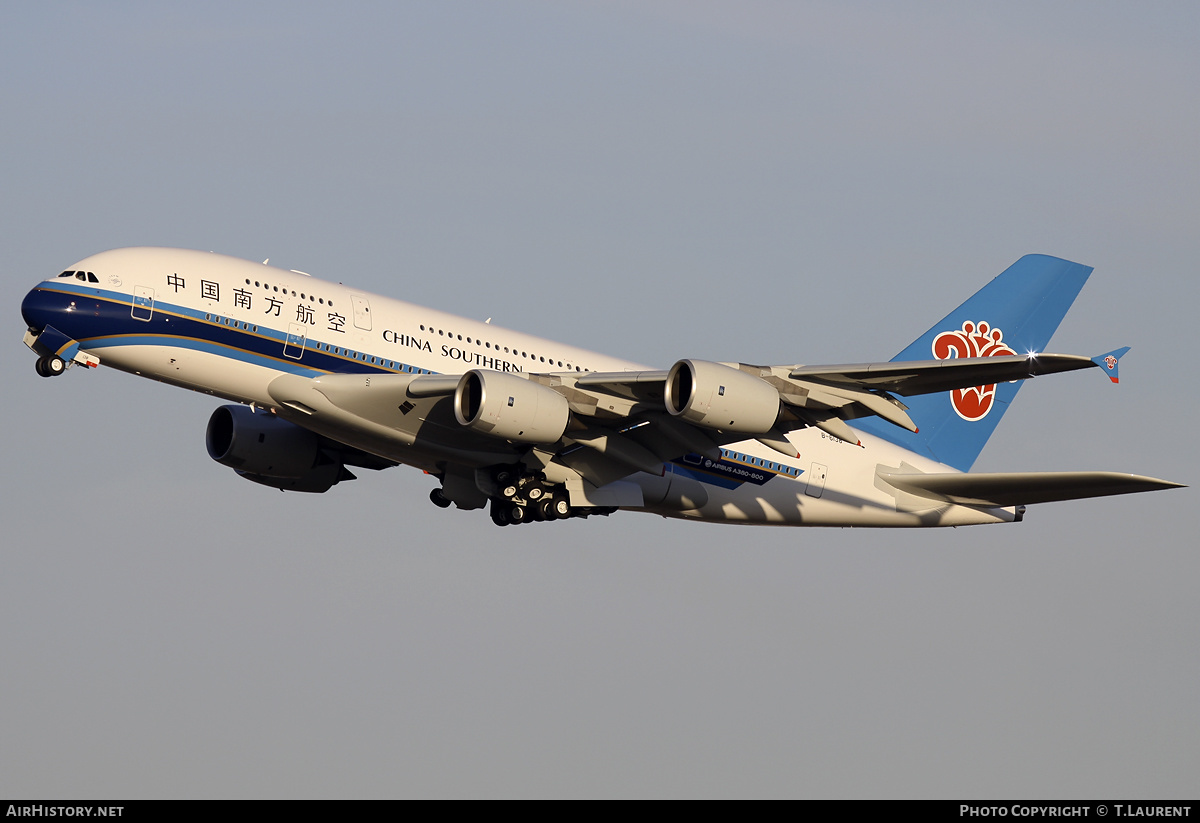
<box><xmin>1104</xmin><ymin>355</ymin><xmax>1118</xmax><ymax>371</ymax></box>
<box><xmin>932</xmin><ymin>321</ymin><xmax>1016</xmax><ymax>421</ymax></box>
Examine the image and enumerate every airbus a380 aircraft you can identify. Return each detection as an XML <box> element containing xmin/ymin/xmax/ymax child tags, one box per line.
<box><xmin>21</xmin><ymin>248</ymin><xmax>1181</xmax><ymax>527</ymax></box>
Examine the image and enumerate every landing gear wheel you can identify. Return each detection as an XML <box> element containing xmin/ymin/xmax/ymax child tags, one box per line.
<box><xmin>46</xmin><ymin>356</ymin><xmax>65</xmax><ymax>375</ymax></box>
<box><xmin>538</xmin><ymin>499</ymin><xmax>558</xmax><ymax>521</ymax></box>
<box><xmin>509</xmin><ymin>504</ymin><xmax>527</xmax><ymax>524</ymax></box>
<box><xmin>501</xmin><ymin>483</ymin><xmax>519</xmax><ymax>499</ymax></box>
<box><xmin>490</xmin><ymin>502</ymin><xmax>510</xmax><ymax>527</ymax></box>
<box><xmin>429</xmin><ymin>488</ymin><xmax>452</xmax><ymax>508</ymax></box>
<box><xmin>552</xmin><ymin>498</ymin><xmax>571</xmax><ymax>518</ymax></box>
<box><xmin>35</xmin><ymin>356</ymin><xmax>64</xmax><ymax>377</ymax></box>
<box><xmin>526</xmin><ymin>485</ymin><xmax>544</xmax><ymax>501</ymax></box>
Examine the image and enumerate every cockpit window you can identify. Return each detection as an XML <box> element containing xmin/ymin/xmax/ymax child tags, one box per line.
<box><xmin>56</xmin><ymin>270</ymin><xmax>98</xmax><ymax>282</ymax></box>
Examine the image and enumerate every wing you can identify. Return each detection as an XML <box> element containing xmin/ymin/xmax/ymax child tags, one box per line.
<box><xmin>784</xmin><ymin>353</ymin><xmax>1097</xmax><ymax>395</ymax></box>
<box><xmin>572</xmin><ymin>353</ymin><xmax>1102</xmax><ymax>448</ymax></box>
<box><xmin>260</xmin><ymin>352</ymin><xmax>1117</xmax><ymax>500</ymax></box>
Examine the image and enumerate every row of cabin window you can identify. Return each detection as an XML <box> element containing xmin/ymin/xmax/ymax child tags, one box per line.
<box><xmin>236</xmin><ymin>276</ymin><xmax>589</xmax><ymax>374</ymax></box>
<box><xmin>719</xmin><ymin>449</ymin><xmax>800</xmax><ymax>476</ymax></box>
<box><xmin>203</xmin><ymin>313</ymin><xmax>427</xmax><ymax>373</ymax></box>
<box><xmin>205</xmin><ymin>314</ymin><xmax>258</xmax><ymax>332</ymax></box>
<box><xmin>416</xmin><ymin>323</ymin><xmax>589</xmax><ymax>372</ymax></box>
<box><xmin>244</xmin><ymin>278</ymin><xmax>334</xmax><ymax>307</ymax></box>
<box><xmin>312</xmin><ymin>341</ymin><xmax>430</xmax><ymax>373</ymax></box>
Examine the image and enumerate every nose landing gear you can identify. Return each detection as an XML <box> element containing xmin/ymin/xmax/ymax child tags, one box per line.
<box><xmin>26</xmin><ymin>327</ymin><xmax>99</xmax><ymax>376</ymax></box>
<box><xmin>34</xmin><ymin>355</ymin><xmax>66</xmax><ymax>378</ymax></box>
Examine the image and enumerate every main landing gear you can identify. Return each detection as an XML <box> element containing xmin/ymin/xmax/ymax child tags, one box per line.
<box><xmin>489</xmin><ymin>494</ymin><xmax>574</xmax><ymax>527</ymax></box>
<box><xmin>488</xmin><ymin>468</ymin><xmax>575</xmax><ymax>527</ymax></box>
<box><xmin>427</xmin><ymin>466</ymin><xmax>617</xmax><ymax>527</ymax></box>
<box><xmin>34</xmin><ymin>355</ymin><xmax>66</xmax><ymax>378</ymax></box>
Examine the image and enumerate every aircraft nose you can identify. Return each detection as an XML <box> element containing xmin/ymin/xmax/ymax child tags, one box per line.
<box><xmin>22</xmin><ymin>286</ymin><xmax>52</xmax><ymax>333</ymax></box>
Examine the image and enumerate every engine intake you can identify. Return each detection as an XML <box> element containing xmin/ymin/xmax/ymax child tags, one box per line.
<box><xmin>454</xmin><ymin>369</ymin><xmax>570</xmax><ymax>444</ymax></box>
<box><xmin>205</xmin><ymin>405</ymin><xmax>351</xmax><ymax>493</ymax></box>
<box><xmin>664</xmin><ymin>359</ymin><xmax>780</xmax><ymax>434</ymax></box>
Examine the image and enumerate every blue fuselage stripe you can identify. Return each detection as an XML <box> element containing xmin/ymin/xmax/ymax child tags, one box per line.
<box><xmin>22</xmin><ymin>284</ymin><xmax>432</xmax><ymax>378</ymax></box>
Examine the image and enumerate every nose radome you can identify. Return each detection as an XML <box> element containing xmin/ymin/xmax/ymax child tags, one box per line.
<box><xmin>21</xmin><ymin>287</ymin><xmax>47</xmax><ymax>332</ymax></box>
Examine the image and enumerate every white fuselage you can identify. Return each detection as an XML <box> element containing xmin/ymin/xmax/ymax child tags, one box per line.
<box><xmin>26</xmin><ymin>247</ymin><xmax>1016</xmax><ymax>527</ymax></box>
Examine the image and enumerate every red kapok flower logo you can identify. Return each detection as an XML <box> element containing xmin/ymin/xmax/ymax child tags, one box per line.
<box><xmin>932</xmin><ymin>321</ymin><xmax>1016</xmax><ymax>421</ymax></box>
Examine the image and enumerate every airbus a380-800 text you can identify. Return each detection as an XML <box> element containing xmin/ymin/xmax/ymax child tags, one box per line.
<box><xmin>21</xmin><ymin>248</ymin><xmax>1181</xmax><ymax>527</ymax></box>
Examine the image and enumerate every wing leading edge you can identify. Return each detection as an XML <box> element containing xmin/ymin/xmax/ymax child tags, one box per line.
<box><xmin>268</xmin><ymin>350</ymin><xmax>1165</xmax><ymax>489</ymax></box>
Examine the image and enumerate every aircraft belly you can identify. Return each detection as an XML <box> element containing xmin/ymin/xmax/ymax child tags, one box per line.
<box><xmin>90</xmin><ymin>344</ymin><xmax>279</xmax><ymax>405</ymax></box>
<box><xmin>653</xmin><ymin>483</ymin><xmax>1015</xmax><ymax>526</ymax></box>
<box><xmin>640</xmin><ymin>430</ymin><xmax>1018</xmax><ymax>527</ymax></box>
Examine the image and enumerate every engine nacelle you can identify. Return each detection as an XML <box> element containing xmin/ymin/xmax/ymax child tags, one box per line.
<box><xmin>206</xmin><ymin>405</ymin><xmax>349</xmax><ymax>493</ymax></box>
<box><xmin>454</xmin><ymin>369</ymin><xmax>570</xmax><ymax>444</ymax></box>
<box><xmin>233</xmin><ymin>465</ymin><xmax>350</xmax><ymax>494</ymax></box>
<box><xmin>664</xmin><ymin>359</ymin><xmax>780</xmax><ymax>433</ymax></box>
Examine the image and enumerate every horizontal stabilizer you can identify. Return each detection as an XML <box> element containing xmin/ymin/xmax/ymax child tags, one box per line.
<box><xmin>877</xmin><ymin>469</ymin><xmax>1184</xmax><ymax>507</ymax></box>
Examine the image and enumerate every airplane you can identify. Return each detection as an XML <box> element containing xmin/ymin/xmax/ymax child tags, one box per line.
<box><xmin>20</xmin><ymin>247</ymin><xmax>1182</xmax><ymax>528</ymax></box>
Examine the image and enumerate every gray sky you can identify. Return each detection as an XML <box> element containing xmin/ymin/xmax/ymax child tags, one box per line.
<box><xmin>2</xmin><ymin>1</ymin><xmax>1196</xmax><ymax>798</ymax></box>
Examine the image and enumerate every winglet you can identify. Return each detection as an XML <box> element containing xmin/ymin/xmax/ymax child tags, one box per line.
<box><xmin>1091</xmin><ymin>347</ymin><xmax>1130</xmax><ymax>383</ymax></box>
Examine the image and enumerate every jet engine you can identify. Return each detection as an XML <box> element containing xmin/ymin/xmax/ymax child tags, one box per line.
<box><xmin>453</xmin><ymin>369</ymin><xmax>570</xmax><ymax>444</ymax></box>
<box><xmin>205</xmin><ymin>405</ymin><xmax>353</xmax><ymax>493</ymax></box>
<box><xmin>664</xmin><ymin>359</ymin><xmax>781</xmax><ymax>434</ymax></box>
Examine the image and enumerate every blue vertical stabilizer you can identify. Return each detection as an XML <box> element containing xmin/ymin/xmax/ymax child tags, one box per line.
<box><xmin>851</xmin><ymin>254</ymin><xmax>1093</xmax><ymax>471</ymax></box>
